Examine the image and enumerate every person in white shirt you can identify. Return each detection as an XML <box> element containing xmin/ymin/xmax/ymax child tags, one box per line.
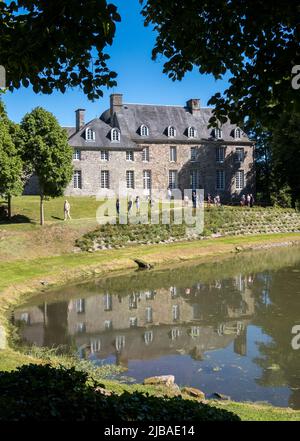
<box><xmin>64</xmin><ymin>200</ymin><xmax>71</xmax><ymax>220</ymax></box>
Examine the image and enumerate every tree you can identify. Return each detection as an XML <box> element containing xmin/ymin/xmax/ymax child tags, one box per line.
<box><xmin>0</xmin><ymin>117</ymin><xmax>23</xmax><ymax>219</ymax></box>
<box><xmin>141</xmin><ymin>0</ymin><xmax>300</xmax><ymax>130</ymax></box>
<box><xmin>0</xmin><ymin>0</ymin><xmax>120</xmax><ymax>99</ymax></box>
<box><xmin>21</xmin><ymin>107</ymin><xmax>73</xmax><ymax>225</ymax></box>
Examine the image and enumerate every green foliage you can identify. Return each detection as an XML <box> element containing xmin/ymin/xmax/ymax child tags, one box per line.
<box><xmin>20</xmin><ymin>107</ymin><xmax>73</xmax><ymax>198</ymax></box>
<box><xmin>0</xmin><ymin>364</ymin><xmax>239</xmax><ymax>421</ymax></box>
<box><xmin>270</xmin><ymin>185</ymin><xmax>292</xmax><ymax>208</ymax></box>
<box><xmin>141</xmin><ymin>0</ymin><xmax>299</xmax><ymax>129</ymax></box>
<box><xmin>0</xmin><ymin>117</ymin><xmax>23</xmax><ymax>201</ymax></box>
<box><xmin>0</xmin><ymin>1</ymin><xmax>120</xmax><ymax>100</ymax></box>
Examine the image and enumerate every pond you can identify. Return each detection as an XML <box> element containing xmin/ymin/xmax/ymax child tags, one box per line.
<box><xmin>13</xmin><ymin>245</ymin><xmax>300</xmax><ymax>409</ymax></box>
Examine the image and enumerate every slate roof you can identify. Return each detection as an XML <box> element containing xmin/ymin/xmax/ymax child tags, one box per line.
<box><xmin>67</xmin><ymin>117</ymin><xmax>138</xmax><ymax>150</ymax></box>
<box><xmin>100</xmin><ymin>103</ymin><xmax>251</xmax><ymax>144</ymax></box>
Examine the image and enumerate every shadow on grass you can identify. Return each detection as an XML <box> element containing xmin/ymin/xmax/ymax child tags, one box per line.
<box><xmin>0</xmin><ymin>214</ymin><xmax>32</xmax><ymax>224</ymax></box>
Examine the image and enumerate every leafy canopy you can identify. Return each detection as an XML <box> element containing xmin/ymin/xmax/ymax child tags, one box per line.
<box><xmin>141</xmin><ymin>0</ymin><xmax>300</xmax><ymax>129</ymax></box>
<box><xmin>0</xmin><ymin>0</ymin><xmax>121</xmax><ymax>99</ymax></box>
<box><xmin>20</xmin><ymin>107</ymin><xmax>73</xmax><ymax>197</ymax></box>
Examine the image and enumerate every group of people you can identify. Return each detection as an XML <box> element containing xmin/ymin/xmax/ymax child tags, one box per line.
<box><xmin>240</xmin><ymin>194</ymin><xmax>255</xmax><ymax>208</ymax></box>
<box><xmin>207</xmin><ymin>194</ymin><xmax>221</xmax><ymax>207</ymax></box>
<box><xmin>116</xmin><ymin>196</ymin><xmax>140</xmax><ymax>215</ymax></box>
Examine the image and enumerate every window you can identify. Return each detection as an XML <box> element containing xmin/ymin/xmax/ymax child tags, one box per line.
<box><xmin>129</xmin><ymin>294</ymin><xmax>138</xmax><ymax>309</ymax></box>
<box><xmin>85</xmin><ymin>128</ymin><xmax>95</xmax><ymax>141</ymax></box>
<box><xmin>235</xmin><ymin>127</ymin><xmax>242</xmax><ymax>139</ymax></box>
<box><xmin>190</xmin><ymin>170</ymin><xmax>200</xmax><ymax>189</ymax></box>
<box><xmin>101</xmin><ymin>170</ymin><xmax>110</xmax><ymax>189</ymax></box>
<box><xmin>104</xmin><ymin>320</ymin><xmax>112</xmax><ymax>330</ymax></box>
<box><xmin>170</xmin><ymin>146</ymin><xmax>177</xmax><ymax>162</ymax></box>
<box><xmin>143</xmin><ymin>170</ymin><xmax>152</xmax><ymax>190</ymax></box>
<box><xmin>191</xmin><ymin>147</ymin><xmax>197</xmax><ymax>162</ymax></box>
<box><xmin>236</xmin><ymin>170</ymin><xmax>245</xmax><ymax>190</ymax></box>
<box><xmin>169</xmin><ymin>170</ymin><xmax>178</xmax><ymax>189</ymax></box>
<box><xmin>73</xmin><ymin>149</ymin><xmax>81</xmax><ymax>160</ymax></box>
<box><xmin>100</xmin><ymin>150</ymin><xmax>109</xmax><ymax>161</ymax></box>
<box><xmin>144</xmin><ymin>330</ymin><xmax>153</xmax><ymax>345</ymax></box>
<box><xmin>214</xmin><ymin>128</ymin><xmax>223</xmax><ymax>139</ymax></box>
<box><xmin>188</xmin><ymin>126</ymin><xmax>196</xmax><ymax>138</ymax></box>
<box><xmin>76</xmin><ymin>322</ymin><xmax>86</xmax><ymax>333</ymax></box>
<box><xmin>20</xmin><ymin>312</ymin><xmax>30</xmax><ymax>324</ymax></box>
<box><xmin>216</xmin><ymin>170</ymin><xmax>225</xmax><ymax>190</ymax></box>
<box><xmin>126</xmin><ymin>150</ymin><xmax>134</xmax><ymax>161</ymax></box>
<box><xmin>140</xmin><ymin>124</ymin><xmax>149</xmax><ymax>137</ymax></box>
<box><xmin>171</xmin><ymin>328</ymin><xmax>181</xmax><ymax>340</ymax></box>
<box><xmin>75</xmin><ymin>299</ymin><xmax>85</xmax><ymax>314</ymax></box>
<box><xmin>145</xmin><ymin>306</ymin><xmax>153</xmax><ymax>323</ymax></box>
<box><xmin>168</xmin><ymin>126</ymin><xmax>176</xmax><ymax>137</ymax></box>
<box><xmin>216</xmin><ymin>146</ymin><xmax>225</xmax><ymax>163</ymax></box>
<box><xmin>126</xmin><ymin>170</ymin><xmax>135</xmax><ymax>189</ymax></box>
<box><xmin>104</xmin><ymin>293</ymin><xmax>112</xmax><ymax>311</ymax></box>
<box><xmin>73</xmin><ymin>170</ymin><xmax>82</xmax><ymax>189</ymax></box>
<box><xmin>142</xmin><ymin>146</ymin><xmax>150</xmax><ymax>162</ymax></box>
<box><xmin>90</xmin><ymin>339</ymin><xmax>101</xmax><ymax>354</ymax></box>
<box><xmin>172</xmin><ymin>305</ymin><xmax>180</xmax><ymax>321</ymax></box>
<box><xmin>129</xmin><ymin>317</ymin><xmax>138</xmax><ymax>328</ymax></box>
<box><xmin>111</xmin><ymin>128</ymin><xmax>120</xmax><ymax>142</ymax></box>
<box><xmin>115</xmin><ymin>335</ymin><xmax>125</xmax><ymax>352</ymax></box>
<box><xmin>235</xmin><ymin>148</ymin><xmax>244</xmax><ymax>162</ymax></box>
<box><xmin>170</xmin><ymin>286</ymin><xmax>178</xmax><ymax>298</ymax></box>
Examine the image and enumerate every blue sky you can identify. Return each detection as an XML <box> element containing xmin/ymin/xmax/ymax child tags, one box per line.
<box><xmin>2</xmin><ymin>0</ymin><xmax>228</xmax><ymax>127</ymax></box>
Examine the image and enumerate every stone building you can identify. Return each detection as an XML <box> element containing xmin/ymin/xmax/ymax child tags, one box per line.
<box><xmin>25</xmin><ymin>94</ymin><xmax>255</xmax><ymax>201</ymax></box>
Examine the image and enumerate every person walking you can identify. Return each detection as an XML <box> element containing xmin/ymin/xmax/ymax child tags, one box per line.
<box><xmin>116</xmin><ymin>198</ymin><xmax>120</xmax><ymax>215</ymax></box>
<box><xmin>128</xmin><ymin>196</ymin><xmax>133</xmax><ymax>214</ymax></box>
<box><xmin>246</xmin><ymin>194</ymin><xmax>251</xmax><ymax>207</ymax></box>
<box><xmin>250</xmin><ymin>194</ymin><xmax>255</xmax><ymax>208</ymax></box>
<box><xmin>240</xmin><ymin>194</ymin><xmax>246</xmax><ymax>207</ymax></box>
<box><xmin>135</xmin><ymin>195</ymin><xmax>140</xmax><ymax>213</ymax></box>
<box><xmin>64</xmin><ymin>200</ymin><xmax>71</xmax><ymax>220</ymax></box>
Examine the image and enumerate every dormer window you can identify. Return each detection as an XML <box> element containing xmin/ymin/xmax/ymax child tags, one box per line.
<box><xmin>140</xmin><ymin>124</ymin><xmax>149</xmax><ymax>137</ymax></box>
<box><xmin>234</xmin><ymin>127</ymin><xmax>242</xmax><ymax>139</ymax></box>
<box><xmin>111</xmin><ymin>128</ymin><xmax>120</xmax><ymax>142</ymax></box>
<box><xmin>85</xmin><ymin>128</ymin><xmax>95</xmax><ymax>141</ymax></box>
<box><xmin>213</xmin><ymin>128</ymin><xmax>223</xmax><ymax>139</ymax></box>
<box><xmin>188</xmin><ymin>126</ymin><xmax>197</xmax><ymax>138</ymax></box>
<box><xmin>168</xmin><ymin>126</ymin><xmax>176</xmax><ymax>137</ymax></box>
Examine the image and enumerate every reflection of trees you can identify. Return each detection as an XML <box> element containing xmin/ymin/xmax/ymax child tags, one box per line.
<box><xmin>251</xmin><ymin>268</ymin><xmax>300</xmax><ymax>408</ymax></box>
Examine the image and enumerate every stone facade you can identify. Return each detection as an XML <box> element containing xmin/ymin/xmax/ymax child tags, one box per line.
<box><xmin>25</xmin><ymin>94</ymin><xmax>255</xmax><ymax>202</ymax></box>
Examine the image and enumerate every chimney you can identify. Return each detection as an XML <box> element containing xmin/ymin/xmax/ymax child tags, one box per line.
<box><xmin>75</xmin><ymin>109</ymin><xmax>86</xmax><ymax>131</ymax></box>
<box><xmin>186</xmin><ymin>99</ymin><xmax>201</xmax><ymax>116</ymax></box>
<box><xmin>110</xmin><ymin>93</ymin><xmax>123</xmax><ymax>117</ymax></box>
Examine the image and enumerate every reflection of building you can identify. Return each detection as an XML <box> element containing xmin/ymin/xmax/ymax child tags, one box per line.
<box><xmin>14</xmin><ymin>274</ymin><xmax>255</xmax><ymax>365</ymax></box>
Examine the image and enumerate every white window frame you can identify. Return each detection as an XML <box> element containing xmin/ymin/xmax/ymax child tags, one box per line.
<box><xmin>100</xmin><ymin>149</ymin><xmax>109</xmax><ymax>161</ymax></box>
<box><xmin>216</xmin><ymin>146</ymin><xmax>225</xmax><ymax>163</ymax></box>
<box><xmin>129</xmin><ymin>317</ymin><xmax>138</xmax><ymax>328</ymax></box>
<box><xmin>142</xmin><ymin>146</ymin><xmax>150</xmax><ymax>162</ymax></box>
<box><xmin>111</xmin><ymin>128</ymin><xmax>120</xmax><ymax>142</ymax></box>
<box><xmin>235</xmin><ymin>170</ymin><xmax>245</xmax><ymax>190</ymax></box>
<box><xmin>90</xmin><ymin>339</ymin><xmax>101</xmax><ymax>353</ymax></box>
<box><xmin>126</xmin><ymin>150</ymin><xmax>134</xmax><ymax>161</ymax></box>
<box><xmin>191</xmin><ymin>147</ymin><xmax>197</xmax><ymax>162</ymax></box>
<box><xmin>144</xmin><ymin>330</ymin><xmax>153</xmax><ymax>345</ymax></box>
<box><xmin>85</xmin><ymin>128</ymin><xmax>95</xmax><ymax>142</ymax></box>
<box><xmin>104</xmin><ymin>293</ymin><xmax>112</xmax><ymax>311</ymax></box>
<box><xmin>214</xmin><ymin>128</ymin><xmax>223</xmax><ymax>139</ymax></box>
<box><xmin>235</xmin><ymin>127</ymin><xmax>242</xmax><ymax>139</ymax></box>
<box><xmin>140</xmin><ymin>124</ymin><xmax>149</xmax><ymax>137</ymax></box>
<box><xmin>216</xmin><ymin>170</ymin><xmax>225</xmax><ymax>190</ymax></box>
<box><xmin>73</xmin><ymin>149</ymin><xmax>81</xmax><ymax>160</ymax></box>
<box><xmin>168</xmin><ymin>126</ymin><xmax>176</xmax><ymax>137</ymax></box>
<box><xmin>169</xmin><ymin>146</ymin><xmax>177</xmax><ymax>162</ymax></box>
<box><xmin>188</xmin><ymin>126</ymin><xmax>196</xmax><ymax>138</ymax></box>
<box><xmin>101</xmin><ymin>170</ymin><xmax>110</xmax><ymax>189</ymax></box>
<box><xmin>235</xmin><ymin>147</ymin><xmax>244</xmax><ymax>162</ymax></box>
<box><xmin>145</xmin><ymin>306</ymin><xmax>153</xmax><ymax>323</ymax></box>
<box><xmin>143</xmin><ymin>170</ymin><xmax>152</xmax><ymax>190</ymax></box>
<box><xmin>126</xmin><ymin>170</ymin><xmax>135</xmax><ymax>189</ymax></box>
<box><xmin>172</xmin><ymin>304</ymin><xmax>180</xmax><ymax>321</ymax></box>
<box><xmin>75</xmin><ymin>298</ymin><xmax>85</xmax><ymax>314</ymax></box>
<box><xmin>169</xmin><ymin>170</ymin><xmax>178</xmax><ymax>189</ymax></box>
<box><xmin>73</xmin><ymin>170</ymin><xmax>82</xmax><ymax>189</ymax></box>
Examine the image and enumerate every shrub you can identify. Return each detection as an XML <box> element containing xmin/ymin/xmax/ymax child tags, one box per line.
<box><xmin>0</xmin><ymin>364</ymin><xmax>239</xmax><ymax>421</ymax></box>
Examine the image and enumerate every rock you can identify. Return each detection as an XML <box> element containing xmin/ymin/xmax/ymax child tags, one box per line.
<box><xmin>208</xmin><ymin>392</ymin><xmax>231</xmax><ymax>401</ymax></box>
<box><xmin>181</xmin><ymin>387</ymin><xmax>205</xmax><ymax>400</ymax></box>
<box><xmin>171</xmin><ymin>384</ymin><xmax>182</xmax><ymax>396</ymax></box>
<box><xmin>144</xmin><ymin>375</ymin><xmax>175</xmax><ymax>387</ymax></box>
<box><xmin>134</xmin><ymin>259</ymin><xmax>153</xmax><ymax>270</ymax></box>
<box><xmin>95</xmin><ymin>387</ymin><xmax>112</xmax><ymax>397</ymax></box>
<box><xmin>40</xmin><ymin>281</ymin><xmax>49</xmax><ymax>286</ymax></box>
<box><xmin>235</xmin><ymin>246</ymin><xmax>243</xmax><ymax>252</ymax></box>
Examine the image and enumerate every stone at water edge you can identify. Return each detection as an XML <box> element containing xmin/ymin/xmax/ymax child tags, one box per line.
<box><xmin>143</xmin><ymin>375</ymin><xmax>175</xmax><ymax>387</ymax></box>
<box><xmin>134</xmin><ymin>259</ymin><xmax>153</xmax><ymax>270</ymax></box>
<box><xmin>208</xmin><ymin>392</ymin><xmax>231</xmax><ymax>401</ymax></box>
<box><xmin>95</xmin><ymin>387</ymin><xmax>112</xmax><ymax>397</ymax></box>
<box><xmin>181</xmin><ymin>387</ymin><xmax>205</xmax><ymax>400</ymax></box>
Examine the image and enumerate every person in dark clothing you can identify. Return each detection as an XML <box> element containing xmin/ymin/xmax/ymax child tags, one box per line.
<box><xmin>116</xmin><ymin>198</ymin><xmax>120</xmax><ymax>215</ymax></box>
<box><xmin>192</xmin><ymin>191</ymin><xmax>197</xmax><ymax>209</ymax></box>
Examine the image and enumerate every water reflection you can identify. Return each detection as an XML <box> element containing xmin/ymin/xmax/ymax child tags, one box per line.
<box><xmin>13</xmin><ymin>246</ymin><xmax>300</xmax><ymax>409</ymax></box>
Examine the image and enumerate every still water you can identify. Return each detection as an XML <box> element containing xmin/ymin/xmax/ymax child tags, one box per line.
<box><xmin>13</xmin><ymin>246</ymin><xmax>300</xmax><ymax>408</ymax></box>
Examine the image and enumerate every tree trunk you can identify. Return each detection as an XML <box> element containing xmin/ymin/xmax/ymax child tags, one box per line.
<box><xmin>40</xmin><ymin>193</ymin><xmax>45</xmax><ymax>226</ymax></box>
<box><xmin>7</xmin><ymin>195</ymin><xmax>12</xmax><ymax>220</ymax></box>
